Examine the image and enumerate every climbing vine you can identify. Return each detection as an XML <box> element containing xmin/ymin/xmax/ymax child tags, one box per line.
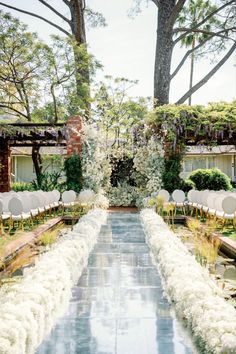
<box><xmin>147</xmin><ymin>101</ymin><xmax>236</xmax><ymax>146</ymax></box>
<box><xmin>147</xmin><ymin>101</ymin><xmax>236</xmax><ymax>192</ymax></box>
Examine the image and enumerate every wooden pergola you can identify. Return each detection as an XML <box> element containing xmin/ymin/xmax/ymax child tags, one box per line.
<box><xmin>0</xmin><ymin>116</ymin><xmax>82</xmax><ymax>192</ymax></box>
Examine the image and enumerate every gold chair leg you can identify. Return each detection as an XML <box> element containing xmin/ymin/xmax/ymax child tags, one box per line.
<box><xmin>0</xmin><ymin>218</ymin><xmax>3</xmax><ymax>235</ymax></box>
<box><xmin>20</xmin><ymin>218</ymin><xmax>24</xmax><ymax>231</ymax></box>
<box><xmin>233</xmin><ymin>216</ymin><xmax>236</xmax><ymax>228</ymax></box>
<box><xmin>9</xmin><ymin>218</ymin><xmax>13</xmax><ymax>233</ymax></box>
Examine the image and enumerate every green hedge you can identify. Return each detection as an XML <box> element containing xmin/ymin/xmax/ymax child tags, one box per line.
<box><xmin>64</xmin><ymin>153</ymin><xmax>82</xmax><ymax>193</ymax></box>
<box><xmin>162</xmin><ymin>152</ymin><xmax>183</xmax><ymax>193</ymax></box>
<box><xmin>180</xmin><ymin>179</ymin><xmax>195</xmax><ymax>192</ymax></box>
<box><xmin>189</xmin><ymin>168</ymin><xmax>232</xmax><ymax>191</ymax></box>
<box><xmin>11</xmin><ymin>182</ymin><xmax>34</xmax><ymax>192</ymax></box>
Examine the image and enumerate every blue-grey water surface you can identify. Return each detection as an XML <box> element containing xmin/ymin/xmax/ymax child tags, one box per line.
<box><xmin>37</xmin><ymin>212</ymin><xmax>199</xmax><ymax>354</ymax></box>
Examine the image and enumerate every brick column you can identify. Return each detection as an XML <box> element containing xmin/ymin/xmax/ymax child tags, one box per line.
<box><xmin>0</xmin><ymin>138</ymin><xmax>11</xmax><ymax>192</ymax></box>
<box><xmin>66</xmin><ymin>115</ymin><xmax>83</xmax><ymax>156</ymax></box>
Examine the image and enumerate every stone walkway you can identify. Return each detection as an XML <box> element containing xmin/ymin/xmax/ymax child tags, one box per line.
<box><xmin>37</xmin><ymin>212</ymin><xmax>198</xmax><ymax>354</ymax></box>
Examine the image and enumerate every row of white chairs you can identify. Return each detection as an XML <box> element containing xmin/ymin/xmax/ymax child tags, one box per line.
<box><xmin>156</xmin><ymin>188</ymin><xmax>236</xmax><ymax>223</ymax></box>
<box><xmin>0</xmin><ymin>189</ymin><xmax>78</xmax><ymax>230</ymax></box>
<box><xmin>0</xmin><ymin>190</ymin><xmax>60</xmax><ymax>226</ymax></box>
<box><xmin>156</xmin><ymin>189</ymin><xmax>186</xmax><ymax>207</ymax></box>
<box><xmin>156</xmin><ymin>189</ymin><xmax>186</xmax><ymax>214</ymax></box>
<box><xmin>187</xmin><ymin>189</ymin><xmax>236</xmax><ymax>221</ymax></box>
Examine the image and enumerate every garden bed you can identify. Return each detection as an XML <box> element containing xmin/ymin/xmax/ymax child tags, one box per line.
<box><xmin>0</xmin><ymin>218</ymin><xmax>70</xmax><ymax>280</ymax></box>
<box><xmin>174</xmin><ymin>224</ymin><xmax>236</xmax><ymax>297</ymax></box>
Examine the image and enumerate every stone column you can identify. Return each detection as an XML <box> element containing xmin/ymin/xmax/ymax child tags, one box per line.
<box><xmin>66</xmin><ymin>115</ymin><xmax>83</xmax><ymax>156</ymax></box>
<box><xmin>0</xmin><ymin>138</ymin><xmax>11</xmax><ymax>192</ymax></box>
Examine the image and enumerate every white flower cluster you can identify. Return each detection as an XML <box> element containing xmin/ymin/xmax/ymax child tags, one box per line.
<box><xmin>77</xmin><ymin>189</ymin><xmax>109</xmax><ymax>209</ymax></box>
<box><xmin>141</xmin><ymin>209</ymin><xmax>236</xmax><ymax>354</ymax></box>
<box><xmin>0</xmin><ymin>209</ymin><xmax>107</xmax><ymax>354</ymax></box>
<box><xmin>133</xmin><ymin>137</ymin><xmax>164</xmax><ymax>194</ymax></box>
<box><xmin>93</xmin><ymin>193</ymin><xmax>109</xmax><ymax>209</ymax></box>
<box><xmin>81</xmin><ymin>124</ymin><xmax>111</xmax><ymax>192</ymax></box>
<box><xmin>77</xmin><ymin>189</ymin><xmax>96</xmax><ymax>204</ymax></box>
<box><xmin>108</xmin><ymin>182</ymin><xmax>138</xmax><ymax>207</ymax></box>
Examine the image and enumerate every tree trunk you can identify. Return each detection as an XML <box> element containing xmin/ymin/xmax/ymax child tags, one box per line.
<box><xmin>32</xmin><ymin>144</ymin><xmax>42</xmax><ymax>186</ymax></box>
<box><xmin>69</xmin><ymin>0</ymin><xmax>90</xmax><ymax>116</ymax></box>
<box><xmin>69</xmin><ymin>0</ymin><xmax>86</xmax><ymax>44</ymax></box>
<box><xmin>188</xmin><ymin>38</ymin><xmax>195</xmax><ymax>106</ymax></box>
<box><xmin>154</xmin><ymin>0</ymin><xmax>175</xmax><ymax>106</ymax></box>
<box><xmin>21</xmin><ymin>81</ymin><xmax>32</xmax><ymax>121</ymax></box>
<box><xmin>50</xmin><ymin>84</ymin><xmax>58</xmax><ymax>123</ymax></box>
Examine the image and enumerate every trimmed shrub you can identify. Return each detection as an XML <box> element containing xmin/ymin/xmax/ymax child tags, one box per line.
<box><xmin>162</xmin><ymin>152</ymin><xmax>183</xmax><ymax>193</ymax></box>
<box><xmin>189</xmin><ymin>168</ymin><xmax>232</xmax><ymax>191</ymax></box>
<box><xmin>64</xmin><ymin>153</ymin><xmax>82</xmax><ymax>193</ymax></box>
<box><xmin>180</xmin><ymin>179</ymin><xmax>195</xmax><ymax>192</ymax></box>
<box><xmin>11</xmin><ymin>182</ymin><xmax>34</xmax><ymax>192</ymax></box>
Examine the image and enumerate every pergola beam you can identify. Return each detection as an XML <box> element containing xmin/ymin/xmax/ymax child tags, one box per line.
<box><xmin>10</xmin><ymin>142</ymin><xmax>67</xmax><ymax>147</ymax></box>
<box><xmin>0</xmin><ymin>116</ymin><xmax>83</xmax><ymax>192</ymax></box>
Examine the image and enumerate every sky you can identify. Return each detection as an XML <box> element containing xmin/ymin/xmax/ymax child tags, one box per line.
<box><xmin>0</xmin><ymin>0</ymin><xmax>235</xmax><ymax>105</ymax></box>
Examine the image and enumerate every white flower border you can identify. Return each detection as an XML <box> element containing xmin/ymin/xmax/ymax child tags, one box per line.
<box><xmin>141</xmin><ymin>209</ymin><xmax>236</xmax><ymax>354</ymax></box>
<box><xmin>0</xmin><ymin>208</ymin><xmax>107</xmax><ymax>354</ymax></box>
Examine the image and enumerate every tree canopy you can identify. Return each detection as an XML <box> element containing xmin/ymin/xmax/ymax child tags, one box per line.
<box><xmin>147</xmin><ymin>100</ymin><xmax>236</xmax><ymax>148</ymax></box>
<box><xmin>93</xmin><ymin>76</ymin><xmax>151</xmax><ymax>153</ymax></box>
<box><xmin>0</xmin><ymin>11</ymin><xmax>94</xmax><ymax>122</ymax></box>
<box><xmin>0</xmin><ymin>0</ymin><xmax>106</xmax><ymax>114</ymax></box>
<box><xmin>131</xmin><ymin>0</ymin><xmax>236</xmax><ymax>105</ymax></box>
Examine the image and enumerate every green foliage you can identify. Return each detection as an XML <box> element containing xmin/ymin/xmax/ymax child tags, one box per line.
<box><xmin>0</xmin><ymin>10</ymin><xmax>46</xmax><ymax>121</ymax></box>
<box><xmin>180</xmin><ymin>179</ymin><xmax>195</xmax><ymax>192</ymax></box>
<box><xmin>189</xmin><ymin>168</ymin><xmax>232</xmax><ymax>191</ymax></box>
<box><xmin>147</xmin><ymin>102</ymin><xmax>236</xmax><ymax>193</ymax></box>
<box><xmin>93</xmin><ymin>75</ymin><xmax>150</xmax><ymax>151</ymax></box>
<box><xmin>32</xmin><ymin>171</ymin><xmax>63</xmax><ymax>191</ymax></box>
<box><xmin>43</xmin><ymin>38</ymin><xmax>95</xmax><ymax>119</ymax></box>
<box><xmin>110</xmin><ymin>157</ymin><xmax>136</xmax><ymax>187</ymax></box>
<box><xmin>0</xmin><ymin>11</ymin><xmax>97</xmax><ymax>122</ymax></box>
<box><xmin>178</xmin><ymin>0</ymin><xmax>220</xmax><ymax>48</ymax></box>
<box><xmin>147</xmin><ymin>102</ymin><xmax>236</xmax><ymax>148</ymax></box>
<box><xmin>162</xmin><ymin>152</ymin><xmax>183</xmax><ymax>193</ymax></box>
<box><xmin>11</xmin><ymin>182</ymin><xmax>34</xmax><ymax>192</ymax></box>
<box><xmin>31</xmin><ymin>102</ymin><xmax>67</xmax><ymax>123</ymax></box>
<box><xmin>108</xmin><ymin>182</ymin><xmax>138</xmax><ymax>207</ymax></box>
<box><xmin>64</xmin><ymin>154</ymin><xmax>82</xmax><ymax>193</ymax></box>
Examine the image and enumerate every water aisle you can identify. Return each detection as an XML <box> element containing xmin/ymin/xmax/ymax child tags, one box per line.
<box><xmin>37</xmin><ymin>212</ymin><xmax>198</xmax><ymax>354</ymax></box>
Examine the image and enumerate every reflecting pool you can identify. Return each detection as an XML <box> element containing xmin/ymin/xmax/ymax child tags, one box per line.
<box><xmin>37</xmin><ymin>212</ymin><xmax>199</xmax><ymax>354</ymax></box>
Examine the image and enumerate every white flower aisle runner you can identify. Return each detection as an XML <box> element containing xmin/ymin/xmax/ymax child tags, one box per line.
<box><xmin>141</xmin><ymin>209</ymin><xmax>236</xmax><ymax>354</ymax></box>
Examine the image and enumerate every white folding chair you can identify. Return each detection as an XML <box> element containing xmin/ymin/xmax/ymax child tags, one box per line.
<box><xmin>0</xmin><ymin>199</ymin><xmax>10</xmax><ymax>233</ymax></box>
<box><xmin>8</xmin><ymin>197</ymin><xmax>32</xmax><ymax>231</ymax></box>
<box><xmin>61</xmin><ymin>190</ymin><xmax>76</xmax><ymax>215</ymax></box>
<box><xmin>158</xmin><ymin>189</ymin><xmax>170</xmax><ymax>203</ymax></box>
<box><xmin>216</xmin><ymin>196</ymin><xmax>236</xmax><ymax>227</ymax></box>
<box><xmin>172</xmin><ymin>189</ymin><xmax>186</xmax><ymax>215</ymax></box>
<box><xmin>77</xmin><ymin>190</ymin><xmax>95</xmax><ymax>206</ymax></box>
